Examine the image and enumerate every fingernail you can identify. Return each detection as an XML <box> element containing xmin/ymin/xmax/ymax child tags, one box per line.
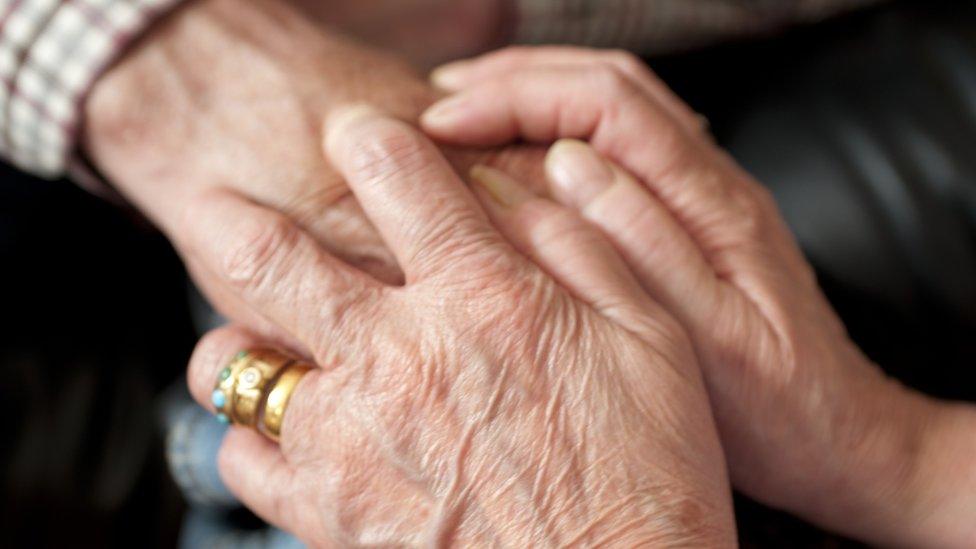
<box><xmin>469</xmin><ymin>165</ymin><xmax>533</xmax><ymax>208</ymax></box>
<box><xmin>328</xmin><ymin>104</ymin><xmax>382</xmax><ymax>133</ymax></box>
<box><xmin>545</xmin><ymin>139</ymin><xmax>614</xmax><ymax>209</ymax></box>
<box><xmin>430</xmin><ymin>61</ymin><xmax>470</xmax><ymax>90</ymax></box>
<box><xmin>324</xmin><ymin>104</ymin><xmax>385</xmax><ymax>154</ymax></box>
<box><xmin>421</xmin><ymin>95</ymin><xmax>468</xmax><ymax>128</ymax></box>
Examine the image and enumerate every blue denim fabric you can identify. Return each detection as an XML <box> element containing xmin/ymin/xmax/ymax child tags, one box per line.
<box><xmin>180</xmin><ymin>509</ymin><xmax>305</xmax><ymax>549</ymax></box>
<box><xmin>163</xmin><ymin>388</ymin><xmax>304</xmax><ymax>549</ymax></box>
<box><xmin>165</xmin><ymin>397</ymin><xmax>238</xmax><ymax>507</ymax></box>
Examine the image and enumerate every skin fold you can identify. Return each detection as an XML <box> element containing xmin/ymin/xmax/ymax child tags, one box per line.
<box><xmin>182</xmin><ymin>107</ymin><xmax>737</xmax><ymax>547</ymax></box>
<box><xmin>420</xmin><ymin>46</ymin><xmax>976</xmax><ymax>548</ymax></box>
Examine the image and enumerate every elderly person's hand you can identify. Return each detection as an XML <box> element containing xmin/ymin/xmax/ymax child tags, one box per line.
<box><xmin>181</xmin><ymin>106</ymin><xmax>736</xmax><ymax>547</ymax></box>
<box><xmin>83</xmin><ymin>0</ymin><xmax>545</xmax><ymax>345</ymax></box>
<box><xmin>421</xmin><ymin>47</ymin><xmax>976</xmax><ymax>547</ymax></box>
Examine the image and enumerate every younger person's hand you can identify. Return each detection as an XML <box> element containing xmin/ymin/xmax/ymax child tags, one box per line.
<box><xmin>421</xmin><ymin>46</ymin><xmax>976</xmax><ymax>548</ymax></box>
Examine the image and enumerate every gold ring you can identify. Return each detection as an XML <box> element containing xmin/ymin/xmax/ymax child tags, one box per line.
<box><xmin>211</xmin><ymin>349</ymin><xmax>311</xmax><ymax>442</ymax></box>
<box><xmin>262</xmin><ymin>363</ymin><xmax>312</xmax><ymax>441</ymax></box>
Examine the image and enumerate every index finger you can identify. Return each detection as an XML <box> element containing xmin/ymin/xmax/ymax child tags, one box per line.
<box><xmin>325</xmin><ymin>105</ymin><xmax>507</xmax><ymax>284</ymax></box>
<box><xmin>431</xmin><ymin>46</ymin><xmax>707</xmax><ymax>138</ymax></box>
<box><xmin>419</xmin><ymin>64</ymin><xmax>780</xmax><ymax>258</ymax></box>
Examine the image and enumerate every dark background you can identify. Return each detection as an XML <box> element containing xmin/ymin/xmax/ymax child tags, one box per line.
<box><xmin>2</xmin><ymin>0</ymin><xmax>974</xmax><ymax>546</ymax></box>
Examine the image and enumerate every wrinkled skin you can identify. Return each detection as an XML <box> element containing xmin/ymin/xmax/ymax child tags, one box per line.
<box><xmin>421</xmin><ymin>47</ymin><xmax>976</xmax><ymax>548</ymax></box>
<box><xmin>83</xmin><ymin>4</ymin><xmax>738</xmax><ymax>543</ymax></box>
<box><xmin>83</xmin><ymin>0</ymin><xmax>544</xmax><ymax>344</ymax></box>
<box><xmin>183</xmin><ymin>108</ymin><xmax>736</xmax><ymax>547</ymax></box>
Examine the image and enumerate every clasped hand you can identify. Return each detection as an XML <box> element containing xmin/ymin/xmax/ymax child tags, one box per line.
<box><xmin>161</xmin><ymin>43</ymin><xmax>974</xmax><ymax>548</ymax></box>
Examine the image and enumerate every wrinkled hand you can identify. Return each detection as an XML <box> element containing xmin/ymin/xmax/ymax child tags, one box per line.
<box><xmin>83</xmin><ymin>0</ymin><xmax>543</xmax><ymax>344</ymax></box>
<box><xmin>183</xmin><ymin>107</ymin><xmax>735</xmax><ymax>547</ymax></box>
<box><xmin>421</xmin><ymin>47</ymin><xmax>976</xmax><ymax>547</ymax></box>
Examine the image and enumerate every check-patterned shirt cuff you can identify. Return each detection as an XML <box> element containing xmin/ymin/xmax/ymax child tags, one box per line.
<box><xmin>0</xmin><ymin>0</ymin><xmax>183</xmax><ymax>178</ymax></box>
<box><xmin>513</xmin><ymin>0</ymin><xmax>882</xmax><ymax>53</ymax></box>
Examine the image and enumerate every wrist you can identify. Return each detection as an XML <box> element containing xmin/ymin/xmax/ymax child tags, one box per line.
<box><xmin>1</xmin><ymin>0</ymin><xmax>183</xmax><ymax>177</ymax></box>
<box><xmin>81</xmin><ymin>5</ymin><xmax>186</xmax><ymax>220</ymax></box>
<box><xmin>83</xmin><ymin>0</ymin><xmax>435</xmax><ymax>220</ymax></box>
<box><xmin>900</xmin><ymin>401</ymin><xmax>976</xmax><ymax>547</ymax></box>
<box><xmin>81</xmin><ymin>0</ymin><xmax>438</xmax><ymax>284</ymax></box>
<box><xmin>805</xmin><ymin>365</ymin><xmax>975</xmax><ymax>547</ymax></box>
<box><xmin>82</xmin><ymin>0</ymin><xmax>228</xmax><ymax>223</ymax></box>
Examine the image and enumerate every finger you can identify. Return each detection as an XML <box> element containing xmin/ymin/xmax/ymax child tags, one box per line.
<box><xmin>422</xmin><ymin>64</ymin><xmax>683</xmax><ymax>150</ymax></box>
<box><xmin>191</xmin><ymin>326</ymin><xmax>433</xmax><ymax>545</ymax></box>
<box><xmin>222</xmin><ymin>425</ymin><xmax>433</xmax><ymax>547</ymax></box>
<box><xmin>468</xmin><ymin>164</ymin><xmax>675</xmax><ymax>336</ymax></box>
<box><xmin>542</xmin><ymin>140</ymin><xmax>726</xmax><ymax>331</ymax></box>
<box><xmin>431</xmin><ymin>46</ymin><xmax>707</xmax><ymax>138</ymax></box>
<box><xmin>295</xmin><ymin>192</ymin><xmax>405</xmax><ymax>286</ymax></box>
<box><xmin>183</xmin><ymin>255</ymin><xmax>308</xmax><ymax>354</ymax></box>
<box><xmin>187</xmin><ymin>326</ymin><xmax>327</xmax><ymax>462</ymax></box>
<box><xmin>185</xmin><ymin>326</ymin><xmax>297</xmax><ymax>526</ymax></box>
<box><xmin>163</xmin><ymin>398</ymin><xmax>237</xmax><ymax>507</ymax></box>
<box><xmin>218</xmin><ymin>427</ymin><xmax>296</xmax><ymax>531</ymax></box>
<box><xmin>187</xmin><ymin>324</ymin><xmax>271</xmax><ymax>413</ymax></box>
<box><xmin>179</xmin><ymin>189</ymin><xmax>383</xmax><ymax>362</ymax></box>
<box><xmin>188</xmin><ymin>325</ymin><xmax>335</xmax><ymax>460</ymax></box>
<box><xmin>324</xmin><ymin>105</ymin><xmax>505</xmax><ymax>283</ymax></box>
<box><xmin>422</xmin><ymin>66</ymin><xmax>813</xmax><ymax>290</ymax></box>
<box><xmin>187</xmin><ymin>325</ymin><xmax>321</xmax><ymax>477</ymax></box>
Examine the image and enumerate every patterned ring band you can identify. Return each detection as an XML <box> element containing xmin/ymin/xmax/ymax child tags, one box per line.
<box><xmin>211</xmin><ymin>349</ymin><xmax>312</xmax><ymax>442</ymax></box>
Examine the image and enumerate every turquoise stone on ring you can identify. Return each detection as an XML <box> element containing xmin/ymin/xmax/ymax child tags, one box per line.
<box><xmin>211</xmin><ymin>388</ymin><xmax>227</xmax><ymax>409</ymax></box>
<box><xmin>216</xmin><ymin>413</ymin><xmax>230</xmax><ymax>425</ymax></box>
<box><xmin>218</xmin><ymin>367</ymin><xmax>232</xmax><ymax>381</ymax></box>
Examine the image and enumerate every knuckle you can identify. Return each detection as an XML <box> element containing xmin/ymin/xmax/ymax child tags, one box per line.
<box><xmin>410</xmin><ymin>211</ymin><xmax>502</xmax><ymax>274</ymax></box>
<box><xmin>602</xmin><ymin>196</ymin><xmax>661</xmax><ymax>238</ymax></box>
<box><xmin>347</xmin><ymin>124</ymin><xmax>433</xmax><ymax>186</ymax></box>
<box><xmin>86</xmin><ymin>70</ymin><xmax>160</xmax><ymax>150</ymax></box>
<box><xmin>628</xmin><ymin>128</ymin><xmax>699</xmax><ymax>188</ymax></box>
<box><xmin>220</xmin><ymin>214</ymin><xmax>298</xmax><ymax>293</ymax></box>
<box><xmin>308</xmin><ymin>288</ymin><xmax>381</xmax><ymax>365</ymax></box>
<box><xmin>321</xmin><ymin>286</ymin><xmax>370</xmax><ymax>329</ymax></box>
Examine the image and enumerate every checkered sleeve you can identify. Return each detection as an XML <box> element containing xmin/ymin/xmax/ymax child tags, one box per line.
<box><xmin>513</xmin><ymin>0</ymin><xmax>883</xmax><ymax>53</ymax></box>
<box><xmin>0</xmin><ymin>0</ymin><xmax>183</xmax><ymax>178</ymax></box>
